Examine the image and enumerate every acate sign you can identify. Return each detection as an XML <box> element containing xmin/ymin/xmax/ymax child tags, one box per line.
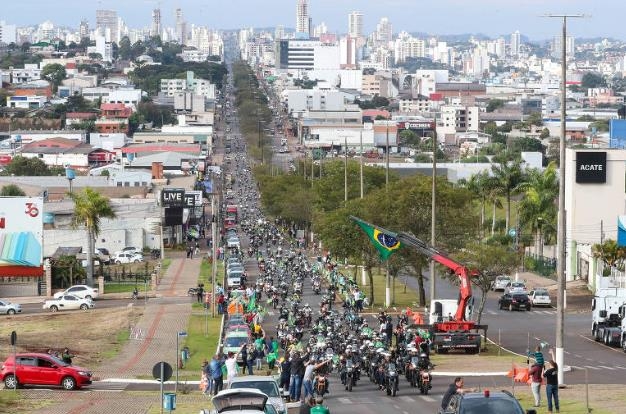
<box><xmin>576</xmin><ymin>152</ymin><xmax>607</xmax><ymax>183</ymax></box>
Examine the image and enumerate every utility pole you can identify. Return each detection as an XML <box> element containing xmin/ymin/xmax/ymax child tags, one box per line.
<box><xmin>344</xmin><ymin>135</ymin><xmax>348</xmax><ymax>203</ymax></box>
<box><xmin>544</xmin><ymin>12</ymin><xmax>586</xmax><ymax>387</ymax></box>
<box><xmin>385</xmin><ymin>122</ymin><xmax>391</xmax><ymax>307</ymax></box>
<box><xmin>430</xmin><ymin>130</ymin><xmax>437</xmax><ymax>305</ymax></box>
<box><xmin>360</xmin><ymin>129</ymin><xmax>364</xmax><ymax>199</ymax></box>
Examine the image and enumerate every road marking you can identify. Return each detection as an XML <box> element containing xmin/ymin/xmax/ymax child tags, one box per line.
<box><xmin>400</xmin><ymin>396</ymin><xmax>413</xmax><ymax>402</ymax></box>
<box><xmin>598</xmin><ymin>365</ymin><xmax>616</xmax><ymax>370</ymax></box>
<box><xmin>577</xmin><ymin>334</ymin><xmax>626</xmax><ymax>354</ymax></box>
<box><xmin>583</xmin><ymin>365</ymin><xmax>601</xmax><ymax>370</ymax></box>
<box><xmin>337</xmin><ymin>398</ymin><xmax>351</xmax><ymax>404</ymax></box>
<box><xmin>420</xmin><ymin>396</ymin><xmax>437</xmax><ymax>403</ymax></box>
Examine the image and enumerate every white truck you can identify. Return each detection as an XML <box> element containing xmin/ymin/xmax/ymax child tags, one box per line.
<box><xmin>591</xmin><ymin>287</ymin><xmax>626</xmax><ymax>347</ymax></box>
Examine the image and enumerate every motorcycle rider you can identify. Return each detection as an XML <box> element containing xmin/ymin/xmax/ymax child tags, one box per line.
<box><xmin>339</xmin><ymin>345</ymin><xmax>359</xmax><ymax>386</ymax></box>
<box><xmin>417</xmin><ymin>352</ymin><xmax>434</xmax><ymax>389</ymax></box>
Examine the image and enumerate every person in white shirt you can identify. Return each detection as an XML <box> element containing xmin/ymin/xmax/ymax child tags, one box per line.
<box><xmin>225</xmin><ymin>352</ymin><xmax>238</xmax><ymax>387</ymax></box>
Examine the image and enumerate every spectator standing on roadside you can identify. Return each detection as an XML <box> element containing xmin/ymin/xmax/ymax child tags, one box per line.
<box><xmin>225</xmin><ymin>352</ymin><xmax>238</xmax><ymax>387</ymax></box>
<box><xmin>289</xmin><ymin>352</ymin><xmax>305</xmax><ymax>403</ymax></box>
<box><xmin>529</xmin><ymin>362</ymin><xmax>543</xmax><ymax>407</ymax></box>
<box><xmin>544</xmin><ymin>360</ymin><xmax>560</xmax><ymax>413</ymax></box>
<box><xmin>279</xmin><ymin>353</ymin><xmax>291</xmax><ymax>396</ymax></box>
<box><xmin>209</xmin><ymin>354</ymin><xmax>223</xmax><ymax>396</ymax></box>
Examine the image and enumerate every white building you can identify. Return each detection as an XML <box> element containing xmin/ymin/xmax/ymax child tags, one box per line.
<box><xmin>284</xmin><ymin>89</ymin><xmax>351</xmax><ymax>115</ymax></box>
<box><xmin>376</xmin><ymin>17</ymin><xmax>393</xmax><ymax>44</ymax></box>
<box><xmin>394</xmin><ymin>32</ymin><xmax>426</xmax><ymax>64</ymax></box>
<box><xmin>0</xmin><ymin>21</ymin><xmax>17</xmax><ymax>45</ymax></box>
<box><xmin>510</xmin><ymin>30</ymin><xmax>521</xmax><ymax>57</ymax></box>
<box><xmin>160</xmin><ymin>71</ymin><xmax>215</xmax><ymax>99</ymax></box>
<box><xmin>6</xmin><ymin>95</ymin><xmax>46</xmax><ymax>109</ymax></box>
<box><xmin>296</xmin><ymin>0</ymin><xmax>310</xmax><ymax>36</ymax></box>
<box><xmin>437</xmin><ymin>105</ymin><xmax>480</xmax><ymax>145</ymax></box>
<box><xmin>276</xmin><ymin>39</ymin><xmax>341</xmax><ymax>71</ymax></box>
<box><xmin>348</xmin><ymin>11</ymin><xmax>363</xmax><ymax>38</ymax></box>
<box><xmin>11</xmin><ymin>64</ymin><xmax>41</xmax><ymax>84</ymax></box>
<box><xmin>103</xmin><ymin>89</ymin><xmax>143</xmax><ymax>109</ymax></box>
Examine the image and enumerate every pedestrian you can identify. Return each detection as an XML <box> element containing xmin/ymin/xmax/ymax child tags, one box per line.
<box><xmin>247</xmin><ymin>343</ymin><xmax>256</xmax><ymax>375</ymax></box>
<box><xmin>189</xmin><ymin>245</ymin><xmax>194</xmax><ymax>259</ymax></box>
<box><xmin>61</xmin><ymin>348</ymin><xmax>74</xmax><ymax>364</ymax></box>
<box><xmin>195</xmin><ymin>241</ymin><xmax>200</xmax><ymax>256</ymax></box>
<box><xmin>310</xmin><ymin>396</ymin><xmax>330</xmax><ymax>414</ymax></box>
<box><xmin>529</xmin><ymin>344</ymin><xmax>545</xmax><ymax>367</ymax></box>
<box><xmin>298</xmin><ymin>396</ymin><xmax>315</xmax><ymax>414</ymax></box>
<box><xmin>200</xmin><ymin>359</ymin><xmax>210</xmax><ymax>394</ymax></box>
<box><xmin>197</xmin><ymin>284</ymin><xmax>204</xmax><ymax>303</ymax></box>
<box><xmin>441</xmin><ymin>377</ymin><xmax>472</xmax><ymax>411</ymax></box>
<box><xmin>186</xmin><ymin>246</ymin><xmax>191</xmax><ymax>259</ymax></box>
<box><xmin>217</xmin><ymin>293</ymin><xmax>225</xmax><ymax>314</ymax></box>
<box><xmin>209</xmin><ymin>354</ymin><xmax>223</xmax><ymax>396</ymax></box>
<box><xmin>254</xmin><ymin>335</ymin><xmax>265</xmax><ymax>371</ymax></box>
<box><xmin>225</xmin><ymin>352</ymin><xmax>238</xmax><ymax>387</ymax></box>
<box><xmin>289</xmin><ymin>351</ymin><xmax>304</xmax><ymax>403</ymax></box>
<box><xmin>279</xmin><ymin>353</ymin><xmax>291</xmax><ymax>395</ymax></box>
<box><xmin>544</xmin><ymin>360</ymin><xmax>560</xmax><ymax>413</ymax></box>
<box><xmin>529</xmin><ymin>362</ymin><xmax>543</xmax><ymax>407</ymax></box>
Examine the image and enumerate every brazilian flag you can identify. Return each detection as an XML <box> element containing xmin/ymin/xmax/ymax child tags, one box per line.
<box><xmin>350</xmin><ymin>216</ymin><xmax>401</xmax><ymax>261</ymax></box>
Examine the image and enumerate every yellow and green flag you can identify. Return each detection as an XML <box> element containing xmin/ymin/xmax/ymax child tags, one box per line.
<box><xmin>350</xmin><ymin>216</ymin><xmax>401</xmax><ymax>261</ymax></box>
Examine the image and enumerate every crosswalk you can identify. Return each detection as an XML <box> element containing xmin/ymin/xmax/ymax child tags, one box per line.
<box><xmin>484</xmin><ymin>309</ymin><xmax>555</xmax><ymax>316</ymax></box>
<box><xmin>333</xmin><ymin>395</ymin><xmax>437</xmax><ymax>404</ymax></box>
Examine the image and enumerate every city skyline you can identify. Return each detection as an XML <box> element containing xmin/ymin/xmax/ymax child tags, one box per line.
<box><xmin>2</xmin><ymin>0</ymin><xmax>625</xmax><ymax>41</ymax></box>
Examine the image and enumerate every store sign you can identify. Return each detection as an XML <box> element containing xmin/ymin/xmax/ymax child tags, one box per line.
<box><xmin>161</xmin><ymin>188</ymin><xmax>185</xmax><ymax>206</ymax></box>
<box><xmin>576</xmin><ymin>152</ymin><xmax>607</xmax><ymax>183</ymax></box>
<box><xmin>398</xmin><ymin>121</ymin><xmax>434</xmax><ymax>130</ymax></box>
<box><xmin>0</xmin><ymin>197</ymin><xmax>44</xmax><ymax>274</ymax></box>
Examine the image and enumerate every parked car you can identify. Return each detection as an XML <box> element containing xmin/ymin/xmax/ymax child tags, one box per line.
<box><xmin>112</xmin><ymin>252</ymin><xmax>143</xmax><ymax>264</ymax></box>
<box><xmin>210</xmin><ymin>389</ymin><xmax>268</xmax><ymax>414</ymax></box>
<box><xmin>491</xmin><ymin>275</ymin><xmax>511</xmax><ymax>291</ymax></box>
<box><xmin>228</xmin><ymin>376</ymin><xmax>286</xmax><ymax>414</ymax></box>
<box><xmin>0</xmin><ymin>299</ymin><xmax>21</xmax><ymax>315</ymax></box>
<box><xmin>227</xmin><ymin>270</ymin><xmax>244</xmax><ymax>288</ymax></box>
<box><xmin>528</xmin><ymin>288</ymin><xmax>552</xmax><ymax>307</ymax></box>
<box><xmin>505</xmin><ymin>281</ymin><xmax>527</xmax><ymax>294</ymax></box>
<box><xmin>43</xmin><ymin>295</ymin><xmax>94</xmax><ymax>312</ymax></box>
<box><xmin>498</xmin><ymin>293</ymin><xmax>531</xmax><ymax>311</ymax></box>
<box><xmin>0</xmin><ymin>352</ymin><xmax>92</xmax><ymax>390</ymax></box>
<box><xmin>120</xmin><ymin>246</ymin><xmax>142</xmax><ymax>255</ymax></box>
<box><xmin>95</xmin><ymin>248</ymin><xmax>110</xmax><ymax>264</ymax></box>
<box><xmin>53</xmin><ymin>285</ymin><xmax>99</xmax><ymax>300</ymax></box>
<box><xmin>440</xmin><ymin>389</ymin><xmax>536</xmax><ymax>414</ymax></box>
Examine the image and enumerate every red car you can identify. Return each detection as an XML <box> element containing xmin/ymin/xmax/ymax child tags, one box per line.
<box><xmin>0</xmin><ymin>353</ymin><xmax>92</xmax><ymax>390</ymax></box>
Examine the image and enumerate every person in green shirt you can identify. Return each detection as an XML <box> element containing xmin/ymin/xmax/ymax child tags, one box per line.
<box><xmin>310</xmin><ymin>396</ymin><xmax>330</xmax><ymax>414</ymax></box>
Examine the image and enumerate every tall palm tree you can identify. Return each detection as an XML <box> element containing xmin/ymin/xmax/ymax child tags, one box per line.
<box><xmin>463</xmin><ymin>171</ymin><xmax>491</xmax><ymax>234</ymax></box>
<box><xmin>519</xmin><ymin>163</ymin><xmax>558</xmax><ymax>257</ymax></box>
<box><xmin>69</xmin><ymin>188</ymin><xmax>116</xmax><ymax>287</ymax></box>
<box><xmin>491</xmin><ymin>159</ymin><xmax>525</xmax><ymax>232</ymax></box>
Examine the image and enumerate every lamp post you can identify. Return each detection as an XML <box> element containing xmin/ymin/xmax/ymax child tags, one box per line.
<box><xmin>543</xmin><ymin>12</ymin><xmax>586</xmax><ymax>387</ymax></box>
<box><xmin>385</xmin><ymin>121</ymin><xmax>391</xmax><ymax>307</ymax></box>
<box><xmin>430</xmin><ymin>130</ymin><xmax>438</xmax><ymax>305</ymax></box>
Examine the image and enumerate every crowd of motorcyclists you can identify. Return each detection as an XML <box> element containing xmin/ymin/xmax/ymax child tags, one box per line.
<box><xmin>218</xmin><ymin>96</ymin><xmax>437</xmax><ymax>410</ymax></box>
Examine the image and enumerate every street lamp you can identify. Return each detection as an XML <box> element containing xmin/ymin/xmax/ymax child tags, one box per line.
<box><xmin>543</xmin><ymin>12</ymin><xmax>586</xmax><ymax>387</ymax></box>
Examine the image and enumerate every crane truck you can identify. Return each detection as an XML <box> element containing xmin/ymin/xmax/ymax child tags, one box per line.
<box><xmin>350</xmin><ymin>216</ymin><xmax>487</xmax><ymax>354</ymax></box>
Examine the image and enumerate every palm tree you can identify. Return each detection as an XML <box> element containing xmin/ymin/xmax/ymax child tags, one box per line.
<box><xmin>491</xmin><ymin>159</ymin><xmax>525</xmax><ymax>232</ymax></box>
<box><xmin>519</xmin><ymin>163</ymin><xmax>558</xmax><ymax>257</ymax></box>
<box><xmin>463</xmin><ymin>171</ymin><xmax>491</xmax><ymax>234</ymax></box>
<box><xmin>69</xmin><ymin>188</ymin><xmax>116</xmax><ymax>286</ymax></box>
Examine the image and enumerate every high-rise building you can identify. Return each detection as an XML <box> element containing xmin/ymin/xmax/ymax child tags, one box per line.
<box><xmin>296</xmin><ymin>0</ymin><xmax>310</xmax><ymax>36</ymax></box>
<box><xmin>79</xmin><ymin>19</ymin><xmax>89</xmax><ymax>39</ymax></box>
<box><xmin>176</xmin><ymin>8</ymin><xmax>187</xmax><ymax>45</ymax></box>
<box><xmin>151</xmin><ymin>8</ymin><xmax>161</xmax><ymax>38</ymax></box>
<box><xmin>96</xmin><ymin>9</ymin><xmax>119</xmax><ymax>43</ymax></box>
<box><xmin>510</xmin><ymin>30</ymin><xmax>521</xmax><ymax>57</ymax></box>
<box><xmin>348</xmin><ymin>11</ymin><xmax>363</xmax><ymax>38</ymax></box>
<box><xmin>0</xmin><ymin>21</ymin><xmax>17</xmax><ymax>45</ymax></box>
<box><xmin>274</xmin><ymin>25</ymin><xmax>285</xmax><ymax>40</ymax></box>
<box><xmin>376</xmin><ymin>17</ymin><xmax>393</xmax><ymax>44</ymax></box>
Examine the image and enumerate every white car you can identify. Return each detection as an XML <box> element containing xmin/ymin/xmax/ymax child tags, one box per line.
<box><xmin>492</xmin><ymin>275</ymin><xmax>511</xmax><ymax>291</ymax></box>
<box><xmin>112</xmin><ymin>252</ymin><xmax>144</xmax><ymax>264</ymax></box>
<box><xmin>43</xmin><ymin>294</ymin><xmax>94</xmax><ymax>312</ymax></box>
<box><xmin>528</xmin><ymin>289</ymin><xmax>552</xmax><ymax>307</ymax></box>
<box><xmin>208</xmin><ymin>388</ymin><xmax>268</xmax><ymax>414</ymax></box>
<box><xmin>227</xmin><ymin>237</ymin><xmax>241</xmax><ymax>249</ymax></box>
<box><xmin>0</xmin><ymin>299</ymin><xmax>22</xmax><ymax>315</ymax></box>
<box><xmin>505</xmin><ymin>281</ymin><xmax>527</xmax><ymax>294</ymax></box>
<box><xmin>53</xmin><ymin>285</ymin><xmax>99</xmax><ymax>300</ymax></box>
<box><xmin>120</xmin><ymin>247</ymin><xmax>142</xmax><ymax>255</ymax></box>
<box><xmin>228</xmin><ymin>376</ymin><xmax>286</xmax><ymax>414</ymax></box>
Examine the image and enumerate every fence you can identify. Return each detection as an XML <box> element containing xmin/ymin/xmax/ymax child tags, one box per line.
<box><xmin>524</xmin><ymin>254</ymin><xmax>557</xmax><ymax>279</ymax></box>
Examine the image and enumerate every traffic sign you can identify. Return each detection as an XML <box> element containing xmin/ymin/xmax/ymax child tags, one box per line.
<box><xmin>152</xmin><ymin>361</ymin><xmax>173</xmax><ymax>382</ymax></box>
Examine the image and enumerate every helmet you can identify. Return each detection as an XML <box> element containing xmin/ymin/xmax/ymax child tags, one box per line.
<box><xmin>346</xmin><ymin>345</ymin><xmax>353</xmax><ymax>351</ymax></box>
<box><xmin>420</xmin><ymin>353</ymin><xmax>428</xmax><ymax>359</ymax></box>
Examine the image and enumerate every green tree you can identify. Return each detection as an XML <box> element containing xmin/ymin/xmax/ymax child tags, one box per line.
<box><xmin>0</xmin><ymin>184</ymin><xmax>26</xmax><ymax>196</ymax></box>
<box><xmin>454</xmin><ymin>241</ymin><xmax>520</xmax><ymax>323</ymax></box>
<box><xmin>518</xmin><ymin>163</ymin><xmax>558</xmax><ymax>257</ymax></box>
<box><xmin>486</xmin><ymin>99</ymin><xmax>505</xmax><ymax>112</ymax></box>
<box><xmin>1</xmin><ymin>156</ymin><xmax>55</xmax><ymax>176</ymax></box>
<box><xmin>581</xmin><ymin>72</ymin><xmax>606</xmax><ymax>89</ymax></box>
<box><xmin>41</xmin><ymin>63</ymin><xmax>66</xmax><ymax>92</ymax></box>
<box><xmin>491</xmin><ymin>160</ymin><xmax>526</xmax><ymax>232</ymax></box>
<box><xmin>592</xmin><ymin>239</ymin><xmax>626</xmax><ymax>275</ymax></box>
<box><xmin>399</xmin><ymin>130</ymin><xmax>420</xmax><ymax>147</ymax></box>
<box><xmin>118</xmin><ymin>36</ymin><xmax>132</xmax><ymax>60</ymax></box>
<box><xmin>69</xmin><ymin>188</ymin><xmax>116</xmax><ymax>286</ymax></box>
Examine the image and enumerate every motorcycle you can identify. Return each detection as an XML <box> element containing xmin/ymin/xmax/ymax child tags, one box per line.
<box><xmin>385</xmin><ymin>363</ymin><xmax>398</xmax><ymax>397</ymax></box>
<box><xmin>345</xmin><ymin>359</ymin><xmax>356</xmax><ymax>392</ymax></box>
<box><xmin>418</xmin><ymin>368</ymin><xmax>432</xmax><ymax>395</ymax></box>
<box><xmin>406</xmin><ymin>356</ymin><xmax>419</xmax><ymax>388</ymax></box>
<box><xmin>315</xmin><ymin>374</ymin><xmax>328</xmax><ymax>397</ymax></box>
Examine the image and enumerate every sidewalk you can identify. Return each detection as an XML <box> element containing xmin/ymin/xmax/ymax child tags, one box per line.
<box><xmin>31</xmin><ymin>256</ymin><xmax>202</xmax><ymax>414</ymax></box>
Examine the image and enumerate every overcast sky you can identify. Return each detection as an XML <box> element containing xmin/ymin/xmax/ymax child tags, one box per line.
<box><xmin>3</xmin><ymin>0</ymin><xmax>624</xmax><ymax>41</ymax></box>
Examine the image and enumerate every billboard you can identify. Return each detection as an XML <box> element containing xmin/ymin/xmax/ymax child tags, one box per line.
<box><xmin>0</xmin><ymin>197</ymin><xmax>44</xmax><ymax>276</ymax></box>
<box><xmin>575</xmin><ymin>152</ymin><xmax>607</xmax><ymax>184</ymax></box>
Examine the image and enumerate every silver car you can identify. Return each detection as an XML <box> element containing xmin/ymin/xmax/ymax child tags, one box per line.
<box><xmin>0</xmin><ymin>300</ymin><xmax>21</xmax><ymax>315</ymax></box>
<box><xmin>228</xmin><ymin>376</ymin><xmax>286</xmax><ymax>414</ymax></box>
